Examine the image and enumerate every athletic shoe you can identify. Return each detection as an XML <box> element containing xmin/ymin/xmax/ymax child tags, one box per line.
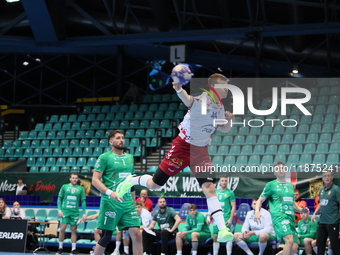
<box><xmin>70</xmin><ymin>249</ymin><xmax>79</xmax><ymax>254</ymax></box>
<box><xmin>116</xmin><ymin>175</ymin><xmax>133</xmax><ymax>198</ymax></box>
<box><xmin>111</xmin><ymin>249</ymin><xmax>120</xmax><ymax>255</ymax></box>
<box><xmin>56</xmin><ymin>248</ymin><xmax>63</xmax><ymax>255</ymax></box>
<box><xmin>217</xmin><ymin>226</ymin><xmax>234</xmax><ymax>242</ymax></box>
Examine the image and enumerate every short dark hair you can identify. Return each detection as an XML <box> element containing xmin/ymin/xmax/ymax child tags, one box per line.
<box><xmin>70</xmin><ymin>173</ymin><xmax>78</xmax><ymax>177</ymax></box>
<box><xmin>252</xmin><ymin>197</ymin><xmax>259</xmax><ymax>203</ymax></box>
<box><xmin>208</xmin><ymin>73</ymin><xmax>228</xmax><ymax>87</ymax></box>
<box><xmin>220</xmin><ymin>174</ymin><xmax>228</xmax><ymax>179</ymax></box>
<box><xmin>108</xmin><ymin>130</ymin><xmax>124</xmax><ymax>140</ymax></box>
<box><xmin>274</xmin><ymin>161</ymin><xmax>285</xmax><ymax>167</ymax></box>
<box><xmin>135</xmin><ymin>201</ymin><xmax>143</xmax><ymax>207</ymax></box>
<box><xmin>18</xmin><ymin>177</ymin><xmax>24</xmax><ymax>181</ymax></box>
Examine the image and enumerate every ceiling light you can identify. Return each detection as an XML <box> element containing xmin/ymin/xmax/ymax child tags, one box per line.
<box><xmin>23</xmin><ymin>61</ymin><xmax>29</xmax><ymax>66</ymax></box>
<box><xmin>6</xmin><ymin>0</ymin><xmax>20</xmax><ymax>3</ymax></box>
<box><xmin>292</xmin><ymin>65</ymin><xmax>298</xmax><ymax>74</ymax></box>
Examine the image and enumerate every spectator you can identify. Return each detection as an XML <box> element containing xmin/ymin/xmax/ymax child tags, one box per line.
<box><xmin>294</xmin><ymin>189</ymin><xmax>307</xmax><ymax>225</ymax></box>
<box><xmin>297</xmin><ymin>210</ymin><xmax>318</xmax><ymax>255</ymax></box>
<box><xmin>11</xmin><ymin>201</ymin><xmax>26</xmax><ymax>219</ymax></box>
<box><xmin>135</xmin><ymin>201</ymin><xmax>152</xmax><ymax>231</ymax></box>
<box><xmin>312</xmin><ymin>170</ymin><xmax>340</xmax><ymax>255</ymax></box>
<box><xmin>234</xmin><ymin>197</ymin><xmax>276</xmax><ymax>255</ymax></box>
<box><xmin>136</xmin><ymin>189</ymin><xmax>153</xmax><ymax>213</ymax></box>
<box><xmin>175</xmin><ymin>203</ymin><xmax>211</xmax><ymax>255</ymax></box>
<box><xmin>142</xmin><ymin>197</ymin><xmax>181</xmax><ymax>255</ymax></box>
<box><xmin>0</xmin><ymin>198</ymin><xmax>11</xmax><ymax>219</ymax></box>
<box><xmin>121</xmin><ymin>82</ymin><xmax>140</xmax><ymax>105</ymax></box>
<box><xmin>15</xmin><ymin>176</ymin><xmax>28</xmax><ymax>195</ymax></box>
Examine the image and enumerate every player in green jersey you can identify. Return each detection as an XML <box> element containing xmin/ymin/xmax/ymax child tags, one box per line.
<box><xmin>91</xmin><ymin>130</ymin><xmax>142</xmax><ymax>255</ymax></box>
<box><xmin>175</xmin><ymin>203</ymin><xmax>211</xmax><ymax>255</ymax></box>
<box><xmin>297</xmin><ymin>210</ymin><xmax>318</xmax><ymax>255</ymax></box>
<box><xmin>57</xmin><ymin>173</ymin><xmax>87</xmax><ymax>255</ymax></box>
<box><xmin>255</xmin><ymin>161</ymin><xmax>308</xmax><ymax>255</ymax></box>
<box><xmin>211</xmin><ymin>175</ymin><xmax>236</xmax><ymax>255</ymax></box>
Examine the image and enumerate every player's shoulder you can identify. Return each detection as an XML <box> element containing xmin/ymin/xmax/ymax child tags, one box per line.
<box><xmin>265</xmin><ymin>180</ymin><xmax>276</xmax><ymax>188</ymax></box>
<box><xmin>123</xmin><ymin>152</ymin><xmax>134</xmax><ymax>159</ymax></box>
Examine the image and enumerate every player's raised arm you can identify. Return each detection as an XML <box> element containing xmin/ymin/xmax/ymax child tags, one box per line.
<box><xmin>173</xmin><ymin>82</ymin><xmax>193</xmax><ymax>107</ymax></box>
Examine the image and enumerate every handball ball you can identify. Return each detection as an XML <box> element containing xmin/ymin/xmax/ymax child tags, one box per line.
<box><xmin>13</xmin><ymin>208</ymin><xmax>20</xmax><ymax>216</ymax></box>
<box><xmin>171</xmin><ymin>64</ymin><xmax>193</xmax><ymax>85</ymax></box>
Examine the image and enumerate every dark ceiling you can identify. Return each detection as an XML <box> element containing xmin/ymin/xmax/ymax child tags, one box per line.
<box><xmin>0</xmin><ymin>0</ymin><xmax>340</xmax><ymax>77</ymax></box>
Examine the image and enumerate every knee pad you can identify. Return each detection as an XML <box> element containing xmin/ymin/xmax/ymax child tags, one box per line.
<box><xmin>98</xmin><ymin>230</ymin><xmax>113</xmax><ymax>247</ymax></box>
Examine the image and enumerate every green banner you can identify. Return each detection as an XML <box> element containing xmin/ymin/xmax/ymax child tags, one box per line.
<box><xmin>0</xmin><ymin>171</ymin><xmax>332</xmax><ymax>204</ymax></box>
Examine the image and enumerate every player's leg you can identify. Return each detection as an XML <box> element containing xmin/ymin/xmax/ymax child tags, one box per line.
<box><xmin>175</xmin><ymin>231</ymin><xmax>187</xmax><ymax>255</ymax></box>
<box><xmin>304</xmin><ymin>238</ymin><xmax>313</xmax><ymax>255</ymax></box>
<box><xmin>95</xmin><ymin>229</ymin><xmax>113</xmax><ymax>255</ymax></box>
<box><xmin>282</xmin><ymin>234</ymin><xmax>294</xmax><ymax>255</ymax></box>
<box><xmin>234</xmin><ymin>232</ymin><xmax>254</xmax><ymax>255</ymax></box>
<box><xmin>57</xmin><ymin>217</ymin><xmax>68</xmax><ymax>254</ymax></box>
<box><xmin>316</xmin><ymin>224</ymin><xmax>328</xmax><ymax>255</ymax></box>
<box><xmin>112</xmin><ymin>230</ymin><xmax>122</xmax><ymax>255</ymax></box>
<box><xmin>311</xmin><ymin>239</ymin><xmax>318</xmax><ymax>255</ymax></box>
<box><xmin>326</xmin><ymin>224</ymin><xmax>339</xmax><ymax>255</ymax></box>
<box><xmin>212</xmin><ymin>232</ymin><xmax>220</xmax><ymax>255</ymax></box>
<box><xmin>70</xmin><ymin>224</ymin><xmax>78</xmax><ymax>254</ymax></box>
<box><xmin>127</xmin><ymin>227</ymin><xmax>142</xmax><ymax>255</ymax></box>
<box><xmin>190</xmin><ymin>232</ymin><xmax>200</xmax><ymax>255</ymax></box>
<box><xmin>258</xmin><ymin>233</ymin><xmax>270</xmax><ymax>255</ymax></box>
<box><xmin>122</xmin><ymin>230</ymin><xmax>130</xmax><ymax>255</ymax></box>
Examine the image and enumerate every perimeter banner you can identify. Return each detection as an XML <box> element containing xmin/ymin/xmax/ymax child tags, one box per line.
<box><xmin>0</xmin><ymin>172</ymin><xmax>328</xmax><ymax>203</ymax></box>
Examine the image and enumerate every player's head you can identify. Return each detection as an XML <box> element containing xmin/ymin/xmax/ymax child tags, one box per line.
<box><xmin>294</xmin><ymin>189</ymin><xmax>301</xmax><ymax>201</ymax></box>
<box><xmin>188</xmin><ymin>204</ymin><xmax>197</xmax><ymax>217</ymax></box>
<box><xmin>140</xmin><ymin>189</ymin><xmax>148</xmax><ymax>198</ymax></box>
<box><xmin>300</xmin><ymin>210</ymin><xmax>309</xmax><ymax>220</ymax></box>
<box><xmin>135</xmin><ymin>201</ymin><xmax>143</xmax><ymax>215</ymax></box>
<box><xmin>322</xmin><ymin>170</ymin><xmax>334</xmax><ymax>186</ymax></box>
<box><xmin>108</xmin><ymin>130</ymin><xmax>125</xmax><ymax>151</ymax></box>
<box><xmin>0</xmin><ymin>198</ymin><xmax>7</xmax><ymax>209</ymax></box>
<box><xmin>69</xmin><ymin>173</ymin><xmax>79</xmax><ymax>186</ymax></box>
<box><xmin>273</xmin><ymin>161</ymin><xmax>286</xmax><ymax>178</ymax></box>
<box><xmin>251</xmin><ymin>197</ymin><xmax>259</xmax><ymax>210</ymax></box>
<box><xmin>219</xmin><ymin>174</ymin><xmax>228</xmax><ymax>189</ymax></box>
<box><xmin>208</xmin><ymin>73</ymin><xmax>229</xmax><ymax>99</ymax></box>
<box><xmin>17</xmin><ymin>176</ymin><xmax>24</xmax><ymax>184</ymax></box>
<box><xmin>158</xmin><ymin>197</ymin><xmax>167</xmax><ymax>209</ymax></box>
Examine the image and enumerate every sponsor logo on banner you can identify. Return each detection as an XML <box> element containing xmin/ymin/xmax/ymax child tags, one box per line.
<box><xmin>0</xmin><ymin>232</ymin><xmax>24</xmax><ymax>239</ymax></box>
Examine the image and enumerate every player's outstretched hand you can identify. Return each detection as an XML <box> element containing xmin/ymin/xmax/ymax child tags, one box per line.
<box><xmin>172</xmin><ymin>82</ymin><xmax>182</xmax><ymax>91</ymax></box>
<box><xmin>225</xmin><ymin>111</ymin><xmax>235</xmax><ymax>122</ymax></box>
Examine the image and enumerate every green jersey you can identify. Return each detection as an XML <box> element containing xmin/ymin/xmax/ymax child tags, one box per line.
<box><xmin>216</xmin><ymin>188</ymin><xmax>235</xmax><ymax>220</ymax></box>
<box><xmin>58</xmin><ymin>184</ymin><xmax>86</xmax><ymax>216</ymax></box>
<box><xmin>260</xmin><ymin>180</ymin><xmax>295</xmax><ymax>220</ymax></box>
<box><xmin>319</xmin><ymin>183</ymin><xmax>340</xmax><ymax>224</ymax></box>
<box><xmin>184</xmin><ymin>211</ymin><xmax>210</xmax><ymax>234</ymax></box>
<box><xmin>94</xmin><ymin>151</ymin><xmax>135</xmax><ymax>206</ymax></box>
<box><xmin>297</xmin><ymin>216</ymin><xmax>318</xmax><ymax>239</ymax></box>
<box><xmin>152</xmin><ymin>206</ymin><xmax>177</xmax><ymax>230</ymax></box>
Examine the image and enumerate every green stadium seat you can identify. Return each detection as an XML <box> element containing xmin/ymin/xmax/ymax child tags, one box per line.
<box><xmin>59</xmin><ymin>139</ymin><xmax>69</xmax><ymax>148</ymax></box>
<box><xmin>95</xmin><ymin>130</ymin><xmax>105</xmax><ymax>139</ymax></box>
<box><xmin>241</xmin><ymin>145</ymin><xmax>253</xmax><ymax>155</ymax></box>
<box><xmin>324</xmin><ymin>114</ymin><xmax>336</xmax><ymax>123</ymax></box>
<box><xmin>265</xmin><ymin>144</ymin><xmax>277</xmax><ymax>155</ymax></box>
<box><xmin>135</xmin><ymin>129</ymin><xmax>145</xmax><ymax>137</ymax></box>
<box><xmin>72</xmin><ymin>147</ymin><xmax>82</xmax><ymax>157</ymax></box>
<box><xmin>300</xmin><ymin>115</ymin><xmax>312</xmax><ymax>124</ymax></box>
<box><xmin>58</xmin><ymin>115</ymin><xmax>68</xmax><ymax>123</ymax></box>
<box><xmin>274</xmin><ymin>154</ymin><xmax>286</xmax><ymax>163</ymax></box>
<box><xmin>75</xmin><ymin>130</ymin><xmax>85</xmax><ymax>139</ymax></box>
<box><xmin>208</xmin><ymin>146</ymin><xmax>217</xmax><ymax>155</ymax></box>
<box><xmin>286</xmin><ymin>126</ymin><xmax>297</xmax><ymax>134</ymax></box>
<box><xmin>229</xmin><ymin>145</ymin><xmax>241</xmax><ymax>155</ymax></box>
<box><xmin>67</xmin><ymin>114</ymin><xmax>76</xmax><ymax>122</ymax></box>
<box><xmin>50</xmin><ymin>166</ymin><xmax>59</xmax><ymax>173</ymax></box>
<box><xmin>222</xmin><ymin>136</ymin><xmax>233</xmax><ymax>145</ymax></box>
<box><xmin>234</xmin><ymin>135</ymin><xmax>245</xmax><ymax>145</ymax></box>
<box><xmin>145</xmin><ymin>129</ymin><xmax>156</xmax><ymax>138</ymax></box>
<box><xmin>261</xmin><ymin>126</ymin><xmax>272</xmax><ymax>134</ymax></box>
<box><xmin>119</xmin><ymin>120</ymin><xmax>129</xmax><ymax>129</ymax></box>
<box><xmin>139</xmin><ymin>120</ymin><xmax>149</xmax><ymax>129</ymax></box>
<box><xmin>306</xmin><ymin>133</ymin><xmax>318</xmax><ymax>143</ymax></box>
<box><xmin>315</xmin><ymin>105</ymin><xmax>326</xmax><ymax>114</ymax></box>
<box><xmin>38</xmin><ymin>131</ymin><xmax>47</xmax><ymax>139</ymax></box>
<box><xmin>322</xmin><ymin>123</ymin><xmax>334</xmax><ymax>133</ymax></box>
<box><xmin>299</xmin><ymin>154</ymin><xmax>312</xmax><ymax>165</ymax></box>
<box><xmin>257</xmin><ymin>135</ymin><xmax>269</xmax><ymax>144</ymax></box>
<box><xmin>31</xmin><ymin>140</ymin><xmax>40</xmax><ymax>148</ymax></box>
<box><xmin>317</xmin><ymin>95</ymin><xmax>328</xmax><ymax>104</ymax></box>
<box><xmin>99</xmin><ymin>139</ymin><xmax>108</xmax><ymax>148</ymax></box>
<box><xmin>278</xmin><ymin>144</ymin><xmax>290</xmax><ymax>154</ymax></box>
<box><xmin>69</xmin><ymin>139</ymin><xmax>79</xmax><ymax>148</ymax></box>
<box><xmin>62</xmin><ymin>148</ymin><xmax>72</xmax><ymax>157</ymax></box>
<box><xmin>313</xmin><ymin>154</ymin><xmax>326</xmax><ymax>164</ymax></box>
<box><xmin>281</xmin><ymin>134</ymin><xmax>294</xmax><ymax>144</ymax></box>
<box><xmin>47</xmin><ymin>131</ymin><xmax>56</xmax><ymax>139</ymax></box>
<box><xmin>224</xmin><ymin>155</ymin><xmax>236</xmax><ymax>165</ymax></box>
<box><xmin>124</xmin><ymin>111</ymin><xmax>134</xmax><ymax>120</ymax></box>
<box><xmin>294</xmin><ymin>134</ymin><xmax>306</xmax><ymax>143</ymax></box>
<box><xmin>110</xmin><ymin>105</ymin><xmax>119</xmax><ymax>112</ymax></box>
<box><xmin>329</xmin><ymin>143</ymin><xmax>340</xmax><ymax>153</ymax></box>
<box><xmin>18</xmin><ymin>131</ymin><xmax>29</xmax><ymax>140</ymax></box>
<box><xmin>290</xmin><ymin>144</ymin><xmax>303</xmax><ymax>154</ymax></box>
<box><xmin>149</xmin><ymin>120</ymin><xmax>160</xmax><ymax>128</ymax></box>
<box><xmin>248</xmin><ymin>155</ymin><xmax>260</xmax><ymax>166</ymax></box>
<box><xmin>21</xmin><ymin>140</ymin><xmax>31</xmax><ymax>149</ymax></box>
<box><xmin>35</xmin><ymin>123</ymin><xmax>44</xmax><ymax>131</ymax></box>
<box><xmin>125</xmin><ymin>129</ymin><xmax>135</xmax><ymax>138</ymax></box>
<box><xmin>212</xmin><ymin>156</ymin><xmax>224</xmax><ymax>165</ymax></box>
<box><xmin>65</xmin><ymin>130</ymin><xmax>75</xmax><ymax>139</ymax></box>
<box><xmin>306</xmin><ymin>96</ymin><xmax>317</xmax><ymax>105</ymax></box>
<box><xmin>87</xmin><ymin>157</ymin><xmax>97</xmax><ymax>168</ymax></box>
<box><xmin>174</xmin><ymin>110</ymin><xmax>185</xmax><ymax>120</ymax></box>
<box><xmin>79</xmin><ymin>139</ymin><xmax>89</xmax><ymax>148</ymax></box>
<box><xmin>330</xmin><ymin>86</ymin><xmax>340</xmax><ymax>94</ymax></box>
<box><xmin>39</xmin><ymin>139</ymin><xmax>50</xmax><ymax>148</ymax></box>
<box><xmin>29</xmin><ymin>166</ymin><xmax>39</xmax><ymax>172</ymax></box>
<box><xmin>289</xmin><ymin>115</ymin><xmax>300</xmax><ymax>123</ymax></box>
<box><xmin>297</xmin><ymin>124</ymin><xmax>309</xmax><ymax>133</ymax></box>
<box><xmin>56</xmin><ymin>157</ymin><xmax>66</xmax><ymax>167</ymax></box>
<box><xmin>326</xmin><ymin>154</ymin><xmax>339</xmax><ymax>164</ymax></box>
<box><xmin>53</xmin><ymin>148</ymin><xmax>62</xmax><ymax>157</ymax></box>
<box><xmin>44</xmin><ymin>123</ymin><xmax>53</xmax><ymax>131</ymax></box>
<box><xmin>316</xmin><ymin>143</ymin><xmax>329</xmax><ymax>154</ymax></box>
<box><xmin>105</xmin><ymin>113</ymin><xmax>115</xmax><ymax>121</ymax></box>
<box><xmin>261</xmin><ymin>155</ymin><xmax>273</xmax><ymax>165</ymax></box>
<box><xmin>235</xmin><ymin>155</ymin><xmax>248</xmax><ymax>166</ymax></box>
<box><xmin>35</xmin><ymin>157</ymin><xmax>46</xmax><ymax>167</ymax></box>
<box><xmin>133</xmin><ymin>111</ymin><xmax>144</xmax><ymax>120</ymax></box>
<box><xmin>216</xmin><ymin>145</ymin><xmax>228</xmax><ymax>155</ymax></box>
<box><xmin>49</xmin><ymin>115</ymin><xmax>59</xmax><ymax>122</ymax></box>
<box><xmin>81</xmin><ymin>122</ymin><xmax>90</xmax><ymax>129</ymax></box>
<box><xmin>13</xmin><ymin>148</ymin><xmax>23</xmax><ymax>158</ymax></box>
<box><xmin>93</xmin><ymin>147</ymin><xmax>103</xmax><ymax>157</ymax></box>
<box><xmin>61</xmin><ymin>122</ymin><xmax>71</xmax><ymax>130</ymax></box>
<box><xmin>40</xmin><ymin>166</ymin><xmax>49</xmax><ymax>173</ymax></box>
<box><xmin>120</xmin><ymin>105</ymin><xmax>129</xmax><ymax>112</ymax></box>
<box><xmin>85</xmin><ymin>130</ymin><xmax>94</xmax><ymax>138</ymax></box>
<box><xmin>90</xmin><ymin>121</ymin><xmax>100</xmax><ymax>129</ymax></box>
<box><xmin>245</xmin><ymin>135</ymin><xmax>257</xmax><ymax>145</ymax></box>
<box><xmin>303</xmin><ymin>144</ymin><xmax>316</xmax><ymax>154</ymax></box>
<box><xmin>158</xmin><ymin>103</ymin><xmax>168</xmax><ymax>111</ymax></box>
<box><xmin>309</xmin><ymin>87</ymin><xmax>318</xmax><ymax>96</ymax></box>
<box><xmin>164</xmin><ymin>111</ymin><xmax>174</xmax><ymax>119</ymax></box>
<box><xmin>238</xmin><ymin>126</ymin><xmax>249</xmax><ymax>135</ymax></box>
<box><xmin>71</xmin><ymin>122</ymin><xmax>81</xmax><ymax>130</ymax></box>
<box><xmin>96</xmin><ymin>113</ymin><xmax>105</xmax><ymax>121</ymax></box>
<box><xmin>129</xmin><ymin>120</ymin><xmax>139</xmax><ymax>129</ymax></box>
<box><xmin>269</xmin><ymin>134</ymin><xmax>281</xmax><ymax>144</ymax></box>
<box><xmin>28</xmin><ymin>131</ymin><xmax>37</xmax><ymax>139</ymax></box>
<box><xmin>33</xmin><ymin>148</ymin><xmax>43</xmax><ymax>157</ymax></box>
<box><xmin>50</xmin><ymin>139</ymin><xmax>59</xmax><ymax>148</ymax></box>
<box><xmin>99</xmin><ymin>121</ymin><xmax>109</xmax><ymax>130</ymax></box>
<box><xmin>129</xmin><ymin>138</ymin><xmax>140</xmax><ymax>147</ymax></box>
<box><xmin>23</xmin><ymin>148</ymin><xmax>33</xmax><ymax>157</ymax></box>
<box><xmin>319</xmin><ymin>86</ymin><xmax>330</xmax><ymax>95</ymax></box>
<box><xmin>89</xmin><ymin>139</ymin><xmax>99</xmax><ymax>148</ymax></box>
<box><xmin>11</xmin><ymin>140</ymin><xmax>21</xmax><ymax>148</ymax></box>
<box><xmin>309</xmin><ymin>124</ymin><xmax>322</xmax><ymax>133</ymax></box>
<box><xmin>25</xmin><ymin>209</ymin><xmax>35</xmax><ymax>220</ymax></box>
<box><xmin>83</xmin><ymin>106</ymin><xmax>91</xmax><ymax>114</ymax></box>
<box><xmin>144</xmin><ymin>111</ymin><xmax>153</xmax><ymax>119</ymax></box>
<box><xmin>75</xmin><ymin>157</ymin><xmax>86</xmax><ymax>167</ymax></box>
<box><xmin>46</xmin><ymin>157</ymin><xmax>56</xmax><ymax>167</ymax></box>
<box><xmin>335</xmin><ymin>123</ymin><xmax>340</xmax><ymax>132</ymax></box>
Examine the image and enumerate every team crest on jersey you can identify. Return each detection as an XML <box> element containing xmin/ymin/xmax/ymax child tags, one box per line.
<box><xmin>328</xmin><ymin>191</ymin><xmax>331</xmax><ymax>195</ymax></box>
<box><xmin>105</xmin><ymin>211</ymin><xmax>116</xmax><ymax>218</ymax></box>
<box><xmin>171</xmin><ymin>157</ymin><xmax>184</xmax><ymax>166</ymax></box>
<box><xmin>95</xmin><ymin>159</ymin><xmax>101</xmax><ymax>169</ymax></box>
<box><xmin>281</xmin><ymin>220</ymin><xmax>290</xmax><ymax>225</ymax></box>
